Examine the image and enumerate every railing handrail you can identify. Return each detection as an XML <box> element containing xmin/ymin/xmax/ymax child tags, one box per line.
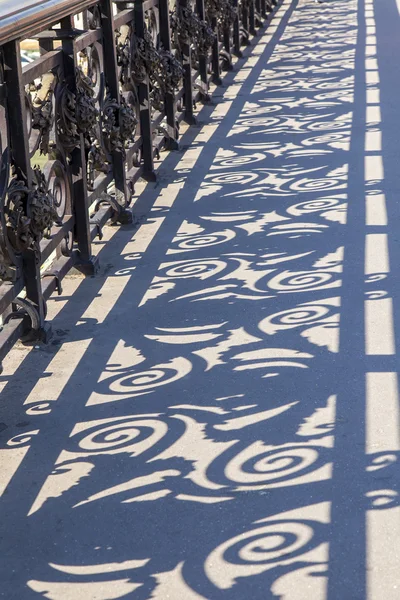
<box><xmin>0</xmin><ymin>0</ymin><xmax>97</xmax><ymax>46</ymax></box>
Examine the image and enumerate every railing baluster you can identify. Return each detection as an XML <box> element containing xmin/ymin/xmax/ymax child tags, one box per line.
<box><xmin>249</xmin><ymin>0</ymin><xmax>257</xmax><ymax>36</ymax></box>
<box><xmin>241</xmin><ymin>1</ymin><xmax>250</xmax><ymax>45</ymax></box>
<box><xmin>223</xmin><ymin>24</ymin><xmax>233</xmax><ymax>71</ymax></box>
<box><xmin>179</xmin><ymin>0</ymin><xmax>196</xmax><ymax>124</ymax></box>
<box><xmin>3</xmin><ymin>40</ymin><xmax>49</xmax><ymax>339</ymax></box>
<box><xmin>59</xmin><ymin>16</ymin><xmax>97</xmax><ymax>275</ymax></box>
<box><xmin>233</xmin><ymin>0</ymin><xmax>242</xmax><ymax>57</ymax></box>
<box><xmin>210</xmin><ymin>15</ymin><xmax>222</xmax><ymax>85</ymax></box>
<box><xmin>100</xmin><ymin>0</ymin><xmax>133</xmax><ymax>219</ymax></box>
<box><xmin>134</xmin><ymin>0</ymin><xmax>156</xmax><ymax>180</ymax></box>
<box><xmin>159</xmin><ymin>0</ymin><xmax>179</xmax><ymax>148</ymax></box>
<box><xmin>196</xmin><ymin>0</ymin><xmax>210</xmax><ymax>102</ymax></box>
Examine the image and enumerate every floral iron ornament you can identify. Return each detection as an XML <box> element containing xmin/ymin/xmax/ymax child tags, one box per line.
<box><xmin>57</xmin><ymin>67</ymin><xmax>98</xmax><ymax>154</ymax></box>
<box><xmin>170</xmin><ymin>5</ymin><xmax>216</xmax><ymax>55</ymax></box>
<box><xmin>30</xmin><ymin>73</ymin><xmax>56</xmax><ymax>156</ymax></box>
<box><xmin>0</xmin><ymin>166</ymin><xmax>61</xmax><ymax>280</ymax></box>
<box><xmin>124</xmin><ymin>25</ymin><xmax>183</xmax><ymax>112</ymax></box>
<box><xmin>101</xmin><ymin>93</ymin><xmax>137</xmax><ymax>157</ymax></box>
<box><xmin>57</xmin><ymin>64</ymin><xmax>137</xmax><ymax>188</ymax></box>
<box><xmin>218</xmin><ymin>0</ymin><xmax>237</xmax><ymax>29</ymax></box>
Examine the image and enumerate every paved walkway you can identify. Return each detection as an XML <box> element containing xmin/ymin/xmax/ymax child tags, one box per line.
<box><xmin>1</xmin><ymin>0</ymin><xmax>400</xmax><ymax>597</ymax></box>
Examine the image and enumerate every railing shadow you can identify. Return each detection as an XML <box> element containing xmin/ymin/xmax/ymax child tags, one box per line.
<box><xmin>1</xmin><ymin>0</ymin><xmax>399</xmax><ymax>598</ymax></box>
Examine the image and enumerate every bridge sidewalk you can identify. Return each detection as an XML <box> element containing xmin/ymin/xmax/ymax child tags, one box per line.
<box><xmin>1</xmin><ymin>0</ymin><xmax>400</xmax><ymax>597</ymax></box>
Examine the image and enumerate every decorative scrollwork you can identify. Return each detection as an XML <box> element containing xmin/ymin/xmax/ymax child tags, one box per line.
<box><xmin>0</xmin><ymin>76</ymin><xmax>12</xmax><ymax>279</ymax></box>
<box><xmin>42</xmin><ymin>159</ymin><xmax>71</xmax><ymax>222</ymax></box>
<box><xmin>29</xmin><ymin>166</ymin><xmax>61</xmax><ymax>239</ymax></box>
<box><xmin>129</xmin><ymin>26</ymin><xmax>183</xmax><ymax>113</ymax></box>
<box><xmin>198</xmin><ymin>20</ymin><xmax>216</xmax><ymax>54</ymax></box>
<box><xmin>204</xmin><ymin>0</ymin><xmax>237</xmax><ymax>30</ymax></box>
<box><xmin>117</xmin><ymin>22</ymin><xmax>183</xmax><ymax>117</ymax></box>
<box><xmin>102</xmin><ymin>94</ymin><xmax>121</xmax><ymax>154</ymax></box>
<box><xmin>170</xmin><ymin>6</ymin><xmax>216</xmax><ymax>59</ymax></box>
<box><xmin>57</xmin><ymin>84</ymin><xmax>78</xmax><ymax>154</ymax></box>
<box><xmin>30</xmin><ymin>73</ymin><xmax>56</xmax><ymax>156</ymax></box>
<box><xmin>2</xmin><ymin>166</ymin><xmax>60</xmax><ymax>268</ymax></box>
<box><xmin>116</xmin><ymin>25</ymin><xmax>132</xmax><ymax>87</ymax></box>
<box><xmin>219</xmin><ymin>0</ymin><xmax>237</xmax><ymax>30</ymax></box>
<box><xmin>58</xmin><ymin>58</ymin><xmax>138</xmax><ymax>189</ymax></box>
<box><xmin>101</xmin><ymin>93</ymin><xmax>137</xmax><ymax>156</ymax></box>
<box><xmin>205</xmin><ymin>0</ymin><xmax>220</xmax><ymax>17</ymax></box>
<box><xmin>75</xmin><ymin>67</ymin><xmax>99</xmax><ymax>138</ymax></box>
<box><xmin>5</xmin><ymin>176</ymin><xmax>30</xmax><ymax>255</ymax></box>
<box><xmin>131</xmin><ymin>29</ymin><xmax>160</xmax><ymax>85</ymax></box>
<box><xmin>159</xmin><ymin>49</ymin><xmax>184</xmax><ymax>95</ymax></box>
<box><xmin>87</xmin><ymin>141</ymin><xmax>108</xmax><ymax>191</ymax></box>
<box><xmin>57</xmin><ymin>66</ymin><xmax>98</xmax><ymax>155</ymax></box>
<box><xmin>119</xmin><ymin>95</ymin><xmax>138</xmax><ymax>147</ymax></box>
<box><xmin>146</xmin><ymin>7</ymin><xmax>160</xmax><ymax>48</ymax></box>
<box><xmin>170</xmin><ymin>6</ymin><xmax>200</xmax><ymax>46</ymax></box>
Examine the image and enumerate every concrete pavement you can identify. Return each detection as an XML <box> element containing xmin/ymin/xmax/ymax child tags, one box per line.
<box><xmin>1</xmin><ymin>0</ymin><xmax>400</xmax><ymax>597</ymax></box>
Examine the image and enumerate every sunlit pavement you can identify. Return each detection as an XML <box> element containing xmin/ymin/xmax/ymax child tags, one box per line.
<box><xmin>1</xmin><ymin>0</ymin><xmax>400</xmax><ymax>597</ymax></box>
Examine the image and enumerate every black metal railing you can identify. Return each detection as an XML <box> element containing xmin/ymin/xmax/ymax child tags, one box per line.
<box><xmin>0</xmin><ymin>0</ymin><xmax>277</xmax><ymax>368</ymax></box>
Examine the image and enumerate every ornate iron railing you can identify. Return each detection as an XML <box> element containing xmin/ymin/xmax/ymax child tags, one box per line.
<box><xmin>0</xmin><ymin>0</ymin><xmax>276</xmax><ymax>368</ymax></box>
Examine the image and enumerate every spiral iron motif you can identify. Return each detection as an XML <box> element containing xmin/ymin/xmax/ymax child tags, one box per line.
<box><xmin>42</xmin><ymin>159</ymin><xmax>71</xmax><ymax>222</ymax></box>
<box><xmin>4</xmin><ymin>175</ymin><xmax>31</xmax><ymax>256</ymax></box>
<box><xmin>2</xmin><ymin>166</ymin><xmax>61</xmax><ymax>267</ymax></box>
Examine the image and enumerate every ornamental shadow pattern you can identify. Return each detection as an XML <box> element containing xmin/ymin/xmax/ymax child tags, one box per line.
<box><xmin>0</xmin><ymin>0</ymin><xmax>398</xmax><ymax>598</ymax></box>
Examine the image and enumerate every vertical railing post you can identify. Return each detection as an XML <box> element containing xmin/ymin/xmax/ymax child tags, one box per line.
<box><xmin>260</xmin><ymin>0</ymin><xmax>267</xmax><ymax>20</ymax></box>
<box><xmin>159</xmin><ymin>0</ymin><xmax>179</xmax><ymax>147</ymax></box>
<box><xmin>210</xmin><ymin>15</ymin><xmax>222</xmax><ymax>84</ymax></box>
<box><xmin>241</xmin><ymin>1</ymin><xmax>250</xmax><ymax>45</ymax></box>
<box><xmin>233</xmin><ymin>0</ymin><xmax>242</xmax><ymax>57</ymax></box>
<box><xmin>179</xmin><ymin>0</ymin><xmax>196</xmax><ymax>124</ymax></box>
<box><xmin>3</xmin><ymin>40</ymin><xmax>48</xmax><ymax>338</ymax></box>
<box><xmin>196</xmin><ymin>0</ymin><xmax>210</xmax><ymax>101</ymax></box>
<box><xmin>134</xmin><ymin>0</ymin><xmax>156</xmax><ymax>180</ymax></box>
<box><xmin>60</xmin><ymin>16</ymin><xmax>97</xmax><ymax>275</ymax></box>
<box><xmin>100</xmin><ymin>0</ymin><xmax>132</xmax><ymax>219</ymax></box>
<box><xmin>255</xmin><ymin>0</ymin><xmax>263</xmax><ymax>27</ymax></box>
<box><xmin>249</xmin><ymin>0</ymin><xmax>257</xmax><ymax>35</ymax></box>
<box><xmin>222</xmin><ymin>22</ymin><xmax>233</xmax><ymax>71</ymax></box>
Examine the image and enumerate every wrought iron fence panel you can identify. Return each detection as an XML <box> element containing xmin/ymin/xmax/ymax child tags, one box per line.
<box><xmin>0</xmin><ymin>0</ymin><xmax>275</xmax><ymax>369</ymax></box>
